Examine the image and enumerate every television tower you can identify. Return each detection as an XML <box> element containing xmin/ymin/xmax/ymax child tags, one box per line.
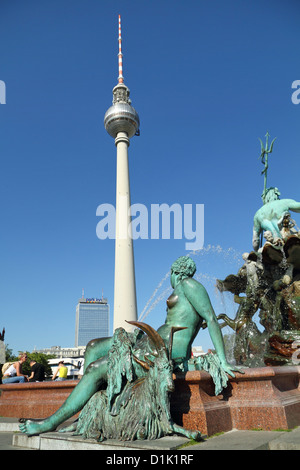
<box><xmin>104</xmin><ymin>15</ymin><xmax>140</xmax><ymax>331</ymax></box>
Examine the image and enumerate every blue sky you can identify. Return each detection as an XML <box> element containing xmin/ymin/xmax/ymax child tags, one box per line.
<box><xmin>0</xmin><ymin>0</ymin><xmax>300</xmax><ymax>354</ymax></box>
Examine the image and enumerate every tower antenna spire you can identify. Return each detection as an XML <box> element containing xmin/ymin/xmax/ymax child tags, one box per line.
<box><xmin>118</xmin><ymin>14</ymin><xmax>124</xmax><ymax>84</ymax></box>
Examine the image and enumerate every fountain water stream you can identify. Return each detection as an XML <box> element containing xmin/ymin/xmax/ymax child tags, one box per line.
<box><xmin>139</xmin><ymin>245</ymin><xmax>243</xmax><ymax>333</ymax></box>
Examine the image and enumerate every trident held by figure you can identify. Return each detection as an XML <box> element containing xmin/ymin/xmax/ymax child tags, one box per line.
<box><xmin>259</xmin><ymin>132</ymin><xmax>276</xmax><ymax>204</ymax></box>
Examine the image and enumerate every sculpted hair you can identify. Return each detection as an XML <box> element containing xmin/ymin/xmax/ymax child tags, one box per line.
<box><xmin>171</xmin><ymin>256</ymin><xmax>196</xmax><ymax>280</ymax></box>
<box><xmin>263</xmin><ymin>187</ymin><xmax>281</xmax><ymax>203</ymax></box>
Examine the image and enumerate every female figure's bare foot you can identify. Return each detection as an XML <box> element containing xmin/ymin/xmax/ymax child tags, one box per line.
<box><xmin>19</xmin><ymin>419</ymin><xmax>56</xmax><ymax>436</ymax></box>
<box><xmin>58</xmin><ymin>421</ymin><xmax>78</xmax><ymax>433</ymax></box>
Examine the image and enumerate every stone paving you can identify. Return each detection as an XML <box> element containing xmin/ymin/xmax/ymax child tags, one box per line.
<box><xmin>1</xmin><ymin>418</ymin><xmax>300</xmax><ymax>451</ymax></box>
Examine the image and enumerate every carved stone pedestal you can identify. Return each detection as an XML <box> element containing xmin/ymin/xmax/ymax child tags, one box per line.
<box><xmin>0</xmin><ymin>380</ymin><xmax>79</xmax><ymax>419</ymax></box>
<box><xmin>171</xmin><ymin>366</ymin><xmax>300</xmax><ymax>436</ymax></box>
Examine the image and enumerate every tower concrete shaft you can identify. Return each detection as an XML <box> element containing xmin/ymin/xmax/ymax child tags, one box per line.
<box><xmin>113</xmin><ymin>132</ymin><xmax>137</xmax><ymax>330</ymax></box>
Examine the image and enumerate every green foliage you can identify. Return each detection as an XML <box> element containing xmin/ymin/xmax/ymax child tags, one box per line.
<box><xmin>4</xmin><ymin>345</ymin><xmax>18</xmax><ymax>362</ymax></box>
<box><xmin>178</xmin><ymin>438</ymin><xmax>205</xmax><ymax>449</ymax></box>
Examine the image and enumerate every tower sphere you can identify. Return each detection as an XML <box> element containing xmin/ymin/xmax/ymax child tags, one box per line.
<box><xmin>104</xmin><ymin>84</ymin><xmax>139</xmax><ymax>139</ymax></box>
<box><xmin>104</xmin><ymin>102</ymin><xmax>140</xmax><ymax>139</ymax></box>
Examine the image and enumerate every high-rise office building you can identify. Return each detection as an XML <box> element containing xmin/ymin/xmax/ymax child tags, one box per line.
<box><xmin>75</xmin><ymin>295</ymin><xmax>109</xmax><ymax>347</ymax></box>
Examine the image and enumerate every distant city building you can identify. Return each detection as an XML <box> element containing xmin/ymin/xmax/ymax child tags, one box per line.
<box><xmin>75</xmin><ymin>295</ymin><xmax>109</xmax><ymax>347</ymax></box>
<box><xmin>192</xmin><ymin>345</ymin><xmax>205</xmax><ymax>357</ymax></box>
<box><xmin>33</xmin><ymin>345</ymin><xmax>86</xmax><ymax>358</ymax></box>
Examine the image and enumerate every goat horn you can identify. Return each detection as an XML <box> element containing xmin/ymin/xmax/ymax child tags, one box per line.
<box><xmin>133</xmin><ymin>355</ymin><xmax>150</xmax><ymax>371</ymax></box>
<box><xmin>144</xmin><ymin>356</ymin><xmax>155</xmax><ymax>367</ymax></box>
<box><xmin>126</xmin><ymin>320</ymin><xmax>166</xmax><ymax>352</ymax></box>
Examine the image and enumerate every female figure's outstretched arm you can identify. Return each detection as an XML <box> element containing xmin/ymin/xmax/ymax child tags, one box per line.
<box><xmin>182</xmin><ymin>278</ymin><xmax>241</xmax><ymax>377</ymax></box>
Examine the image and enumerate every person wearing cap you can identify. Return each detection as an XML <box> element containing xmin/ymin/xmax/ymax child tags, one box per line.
<box><xmin>52</xmin><ymin>361</ymin><xmax>68</xmax><ymax>381</ymax></box>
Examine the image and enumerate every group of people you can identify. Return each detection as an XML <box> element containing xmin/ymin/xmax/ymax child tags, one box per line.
<box><xmin>1</xmin><ymin>354</ymin><xmax>68</xmax><ymax>384</ymax></box>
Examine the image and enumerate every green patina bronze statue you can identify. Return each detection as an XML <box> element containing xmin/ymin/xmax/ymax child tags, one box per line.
<box><xmin>252</xmin><ymin>187</ymin><xmax>300</xmax><ymax>252</ymax></box>
<box><xmin>217</xmin><ymin>136</ymin><xmax>300</xmax><ymax>367</ymax></box>
<box><xmin>253</xmin><ymin>135</ymin><xmax>300</xmax><ymax>251</ymax></box>
<box><xmin>19</xmin><ymin>256</ymin><xmax>240</xmax><ymax>438</ymax></box>
<box><xmin>70</xmin><ymin>321</ymin><xmax>202</xmax><ymax>441</ymax></box>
